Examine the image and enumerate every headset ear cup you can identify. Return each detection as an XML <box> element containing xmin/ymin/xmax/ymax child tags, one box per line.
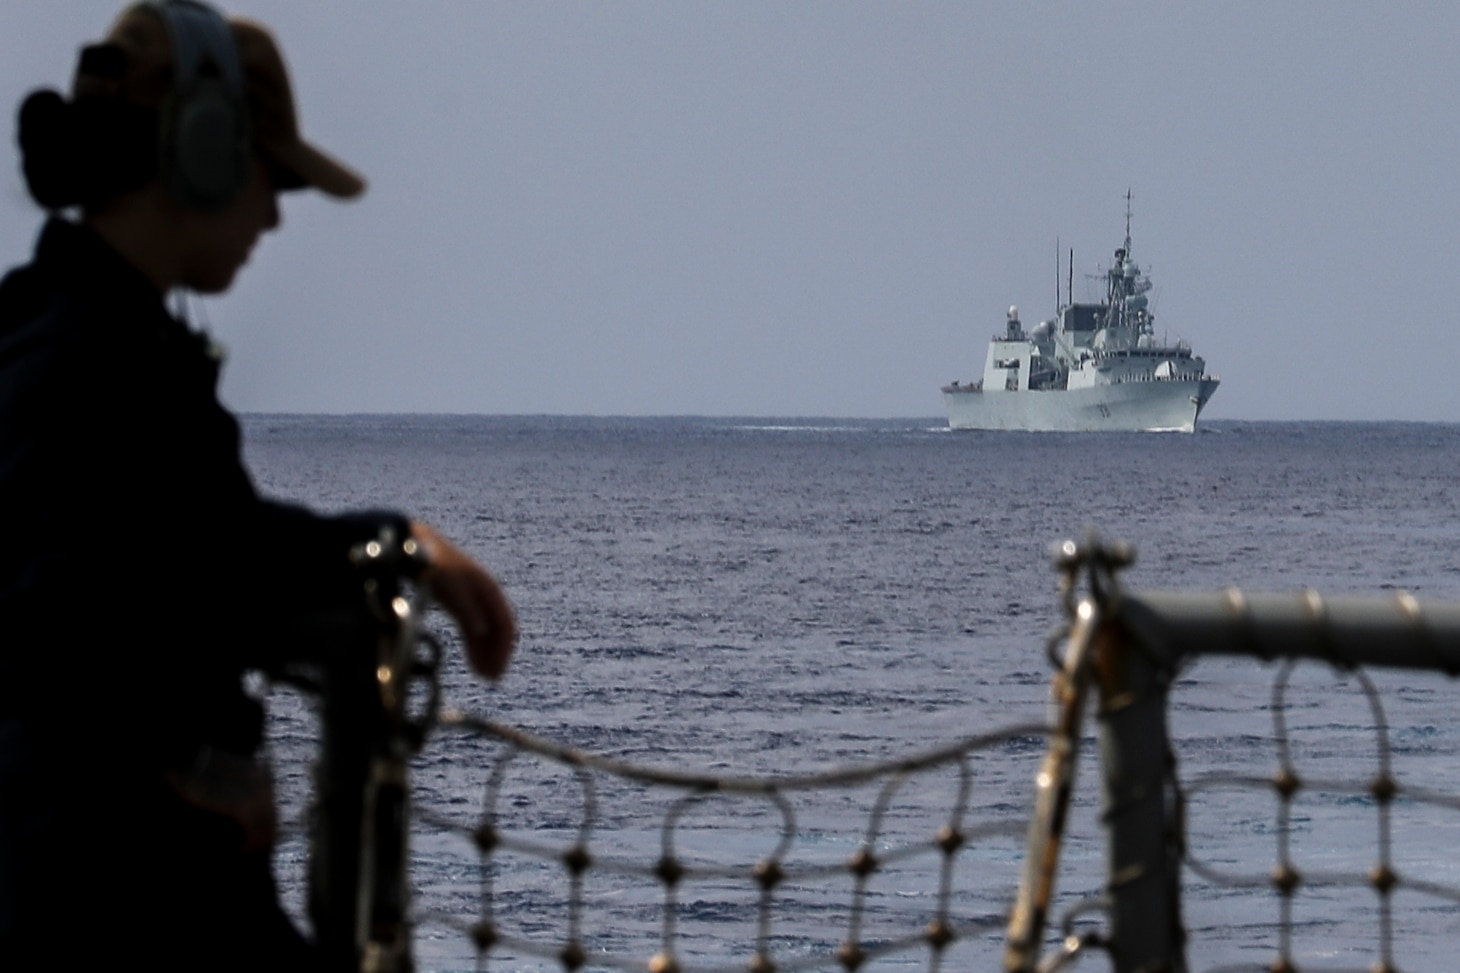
<box><xmin>165</xmin><ymin>75</ymin><xmax>248</xmax><ymax>209</ymax></box>
<box><xmin>152</xmin><ymin>1</ymin><xmax>251</xmax><ymax>210</ymax></box>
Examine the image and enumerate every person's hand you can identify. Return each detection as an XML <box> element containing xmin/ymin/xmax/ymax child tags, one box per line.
<box><xmin>411</xmin><ymin>521</ymin><xmax>516</xmax><ymax>680</ymax></box>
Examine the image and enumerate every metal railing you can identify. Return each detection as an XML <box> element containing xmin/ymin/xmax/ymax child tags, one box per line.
<box><xmin>298</xmin><ymin>533</ymin><xmax>1460</xmax><ymax>972</ymax></box>
<box><xmin>1009</xmin><ymin>538</ymin><xmax>1460</xmax><ymax>973</ymax></box>
<box><xmin>281</xmin><ymin>528</ymin><xmax>442</xmax><ymax>973</ymax></box>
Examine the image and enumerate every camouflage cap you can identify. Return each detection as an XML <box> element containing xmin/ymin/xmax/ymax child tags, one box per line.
<box><xmin>76</xmin><ymin>2</ymin><xmax>365</xmax><ymax>199</ymax></box>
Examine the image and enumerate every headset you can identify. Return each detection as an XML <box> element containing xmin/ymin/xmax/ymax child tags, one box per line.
<box><xmin>150</xmin><ymin>0</ymin><xmax>251</xmax><ymax>210</ymax></box>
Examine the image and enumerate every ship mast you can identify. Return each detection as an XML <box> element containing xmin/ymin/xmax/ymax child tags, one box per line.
<box><xmin>1106</xmin><ymin>189</ymin><xmax>1155</xmax><ymax>338</ymax></box>
<box><xmin>1107</xmin><ymin>190</ymin><xmax>1138</xmax><ymax>332</ymax></box>
<box><xmin>1124</xmin><ymin>188</ymin><xmax>1133</xmax><ymax>258</ymax></box>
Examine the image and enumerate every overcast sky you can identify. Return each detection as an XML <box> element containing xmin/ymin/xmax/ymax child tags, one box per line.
<box><xmin>3</xmin><ymin>2</ymin><xmax>1458</xmax><ymax>421</ymax></box>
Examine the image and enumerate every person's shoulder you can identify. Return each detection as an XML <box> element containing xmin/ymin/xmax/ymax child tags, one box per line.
<box><xmin>0</xmin><ymin>270</ymin><xmax>126</xmax><ymax>409</ymax></box>
<box><xmin>0</xmin><ymin>219</ymin><xmax>151</xmax><ymax>360</ymax></box>
<box><xmin>0</xmin><ymin>258</ymin><xmax>98</xmax><ymax>361</ymax></box>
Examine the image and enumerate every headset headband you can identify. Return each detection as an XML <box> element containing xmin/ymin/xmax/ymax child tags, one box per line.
<box><xmin>151</xmin><ymin>0</ymin><xmax>243</xmax><ymax>94</ymax></box>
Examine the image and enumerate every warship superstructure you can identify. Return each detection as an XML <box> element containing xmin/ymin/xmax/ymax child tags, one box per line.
<box><xmin>942</xmin><ymin>204</ymin><xmax>1219</xmax><ymax>432</ymax></box>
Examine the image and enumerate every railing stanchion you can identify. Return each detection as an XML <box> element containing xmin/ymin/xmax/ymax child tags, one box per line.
<box><xmin>1095</xmin><ymin>616</ymin><xmax>1186</xmax><ymax>973</ymax></box>
<box><xmin>307</xmin><ymin>527</ymin><xmax>428</xmax><ymax>973</ymax></box>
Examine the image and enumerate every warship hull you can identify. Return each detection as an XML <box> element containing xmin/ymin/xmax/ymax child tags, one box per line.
<box><xmin>943</xmin><ymin>199</ymin><xmax>1219</xmax><ymax>433</ymax></box>
<box><xmin>944</xmin><ymin>378</ymin><xmax>1219</xmax><ymax>432</ymax></box>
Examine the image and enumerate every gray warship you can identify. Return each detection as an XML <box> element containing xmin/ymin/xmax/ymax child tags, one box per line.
<box><xmin>942</xmin><ymin>205</ymin><xmax>1219</xmax><ymax>432</ymax></box>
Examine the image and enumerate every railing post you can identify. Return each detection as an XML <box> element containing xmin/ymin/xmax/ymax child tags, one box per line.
<box><xmin>308</xmin><ymin>529</ymin><xmax>430</xmax><ymax>973</ymax></box>
<box><xmin>1095</xmin><ymin>616</ymin><xmax>1186</xmax><ymax>973</ymax></box>
<box><xmin>311</xmin><ymin>619</ymin><xmax>378</xmax><ymax>972</ymax></box>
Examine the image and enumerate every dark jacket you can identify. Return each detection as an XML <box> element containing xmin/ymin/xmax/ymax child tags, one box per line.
<box><xmin>0</xmin><ymin>218</ymin><xmax>402</xmax><ymax>967</ymax></box>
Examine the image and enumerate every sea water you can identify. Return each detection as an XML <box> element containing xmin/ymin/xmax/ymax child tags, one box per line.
<box><xmin>242</xmin><ymin>417</ymin><xmax>1460</xmax><ymax>972</ymax></box>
